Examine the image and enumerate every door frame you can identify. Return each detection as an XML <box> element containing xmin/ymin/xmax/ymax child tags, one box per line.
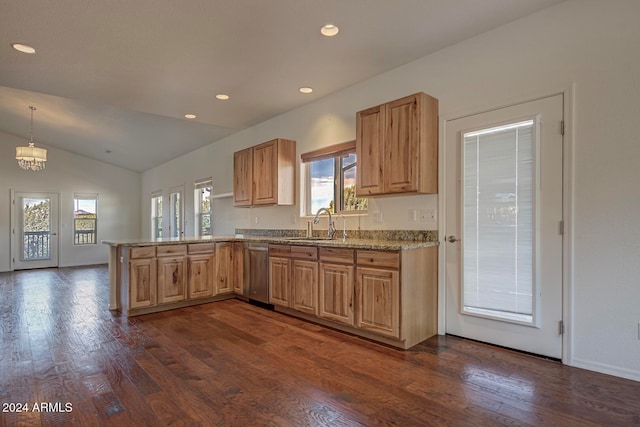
<box><xmin>10</xmin><ymin>189</ymin><xmax>61</xmax><ymax>271</ymax></box>
<box><xmin>438</xmin><ymin>86</ymin><xmax>575</xmax><ymax>364</ymax></box>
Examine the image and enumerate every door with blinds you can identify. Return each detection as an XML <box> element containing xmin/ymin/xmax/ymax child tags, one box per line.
<box><xmin>444</xmin><ymin>95</ymin><xmax>564</xmax><ymax>358</ymax></box>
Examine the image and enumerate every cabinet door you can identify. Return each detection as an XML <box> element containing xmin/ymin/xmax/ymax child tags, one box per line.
<box><xmin>233</xmin><ymin>148</ymin><xmax>253</xmax><ymax>206</ymax></box>
<box><xmin>252</xmin><ymin>140</ymin><xmax>278</xmax><ymax>205</ymax></box>
<box><xmin>356</xmin><ymin>267</ymin><xmax>400</xmax><ymax>338</ymax></box>
<box><xmin>356</xmin><ymin>105</ymin><xmax>385</xmax><ymax>195</ymax></box>
<box><xmin>215</xmin><ymin>242</ymin><xmax>233</xmax><ymax>294</ymax></box>
<box><xmin>269</xmin><ymin>257</ymin><xmax>290</xmax><ymax>307</ymax></box>
<box><xmin>157</xmin><ymin>256</ymin><xmax>187</xmax><ymax>304</ymax></box>
<box><xmin>232</xmin><ymin>241</ymin><xmax>244</xmax><ymax>295</ymax></box>
<box><xmin>319</xmin><ymin>262</ymin><xmax>354</xmax><ymax>326</ymax></box>
<box><xmin>187</xmin><ymin>254</ymin><xmax>214</xmax><ymax>299</ymax></box>
<box><xmin>384</xmin><ymin>94</ymin><xmax>419</xmax><ymax>193</ymax></box>
<box><xmin>291</xmin><ymin>259</ymin><xmax>318</xmax><ymax>315</ymax></box>
<box><xmin>129</xmin><ymin>258</ymin><xmax>157</xmax><ymax>309</ymax></box>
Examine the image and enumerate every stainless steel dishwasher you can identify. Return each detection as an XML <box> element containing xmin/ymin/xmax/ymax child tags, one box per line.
<box><xmin>243</xmin><ymin>242</ymin><xmax>270</xmax><ymax>305</ymax></box>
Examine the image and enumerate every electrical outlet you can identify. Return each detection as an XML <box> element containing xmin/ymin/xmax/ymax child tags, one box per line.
<box><xmin>408</xmin><ymin>209</ymin><xmax>417</xmax><ymax>223</ymax></box>
<box><xmin>254</xmin><ymin>216</ymin><xmax>259</xmax><ymax>224</ymax></box>
<box><xmin>420</xmin><ymin>209</ymin><xmax>436</xmax><ymax>222</ymax></box>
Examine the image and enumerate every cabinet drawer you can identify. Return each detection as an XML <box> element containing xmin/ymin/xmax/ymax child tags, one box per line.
<box><xmin>290</xmin><ymin>246</ymin><xmax>317</xmax><ymax>260</ymax></box>
<box><xmin>130</xmin><ymin>246</ymin><xmax>156</xmax><ymax>259</ymax></box>
<box><xmin>188</xmin><ymin>243</ymin><xmax>215</xmax><ymax>254</ymax></box>
<box><xmin>319</xmin><ymin>247</ymin><xmax>354</xmax><ymax>264</ymax></box>
<box><xmin>157</xmin><ymin>244</ymin><xmax>187</xmax><ymax>256</ymax></box>
<box><xmin>269</xmin><ymin>244</ymin><xmax>291</xmax><ymax>257</ymax></box>
<box><xmin>357</xmin><ymin>250</ymin><xmax>400</xmax><ymax>269</ymax></box>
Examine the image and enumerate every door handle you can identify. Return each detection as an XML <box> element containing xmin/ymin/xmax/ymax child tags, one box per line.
<box><xmin>447</xmin><ymin>235</ymin><xmax>459</xmax><ymax>243</ymax></box>
<box><xmin>51</xmin><ymin>232</ymin><xmax>57</xmax><ymax>236</ymax></box>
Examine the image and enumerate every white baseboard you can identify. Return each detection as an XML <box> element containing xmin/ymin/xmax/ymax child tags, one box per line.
<box><xmin>571</xmin><ymin>358</ymin><xmax>640</xmax><ymax>382</ymax></box>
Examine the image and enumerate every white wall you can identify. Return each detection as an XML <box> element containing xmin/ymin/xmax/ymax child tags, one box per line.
<box><xmin>1</xmin><ymin>131</ymin><xmax>141</xmax><ymax>271</ymax></box>
<box><xmin>142</xmin><ymin>0</ymin><xmax>640</xmax><ymax>380</ymax></box>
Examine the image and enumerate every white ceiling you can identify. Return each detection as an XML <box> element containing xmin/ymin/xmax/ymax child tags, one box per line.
<box><xmin>0</xmin><ymin>0</ymin><xmax>565</xmax><ymax>172</ymax></box>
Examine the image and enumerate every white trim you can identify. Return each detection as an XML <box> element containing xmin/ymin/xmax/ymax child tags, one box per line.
<box><xmin>571</xmin><ymin>358</ymin><xmax>640</xmax><ymax>383</ymax></box>
<box><xmin>10</xmin><ymin>190</ymin><xmax>61</xmax><ymax>271</ymax></box>
<box><xmin>561</xmin><ymin>83</ymin><xmax>576</xmax><ymax>367</ymax></box>
<box><xmin>438</xmin><ymin>86</ymin><xmax>575</xmax><ymax>364</ymax></box>
<box><xmin>211</xmin><ymin>192</ymin><xmax>233</xmax><ymax>199</ymax></box>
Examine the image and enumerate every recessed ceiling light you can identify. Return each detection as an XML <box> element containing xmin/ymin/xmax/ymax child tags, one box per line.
<box><xmin>216</xmin><ymin>94</ymin><xmax>230</xmax><ymax>100</ymax></box>
<box><xmin>299</xmin><ymin>87</ymin><xmax>313</xmax><ymax>94</ymax></box>
<box><xmin>320</xmin><ymin>24</ymin><xmax>339</xmax><ymax>37</ymax></box>
<box><xmin>185</xmin><ymin>114</ymin><xmax>197</xmax><ymax>119</ymax></box>
<box><xmin>12</xmin><ymin>43</ymin><xmax>36</xmax><ymax>54</ymax></box>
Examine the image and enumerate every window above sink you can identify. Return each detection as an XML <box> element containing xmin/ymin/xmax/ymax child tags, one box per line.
<box><xmin>301</xmin><ymin>140</ymin><xmax>368</xmax><ymax>217</ymax></box>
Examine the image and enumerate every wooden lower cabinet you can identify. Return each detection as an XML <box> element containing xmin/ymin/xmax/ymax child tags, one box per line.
<box><xmin>273</xmin><ymin>245</ymin><xmax>437</xmax><ymax>349</ymax></box>
<box><xmin>187</xmin><ymin>254</ymin><xmax>215</xmax><ymax>299</ymax></box>
<box><xmin>215</xmin><ymin>242</ymin><xmax>233</xmax><ymax>294</ymax></box>
<box><xmin>129</xmin><ymin>258</ymin><xmax>157</xmax><ymax>309</ymax></box>
<box><xmin>319</xmin><ymin>262</ymin><xmax>354</xmax><ymax>326</ymax></box>
<box><xmin>233</xmin><ymin>242</ymin><xmax>244</xmax><ymax>295</ymax></box>
<box><xmin>355</xmin><ymin>266</ymin><xmax>400</xmax><ymax>339</ymax></box>
<box><xmin>157</xmin><ymin>256</ymin><xmax>188</xmax><ymax>304</ymax></box>
<box><xmin>269</xmin><ymin>257</ymin><xmax>290</xmax><ymax>307</ymax></box>
<box><xmin>291</xmin><ymin>260</ymin><xmax>318</xmax><ymax>315</ymax></box>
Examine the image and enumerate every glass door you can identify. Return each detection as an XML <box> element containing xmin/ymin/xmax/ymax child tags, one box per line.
<box><xmin>13</xmin><ymin>191</ymin><xmax>59</xmax><ymax>270</ymax></box>
<box><xmin>444</xmin><ymin>95</ymin><xmax>564</xmax><ymax>358</ymax></box>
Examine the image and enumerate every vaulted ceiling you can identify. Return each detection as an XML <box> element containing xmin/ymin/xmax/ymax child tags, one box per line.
<box><xmin>0</xmin><ymin>0</ymin><xmax>565</xmax><ymax>172</ymax></box>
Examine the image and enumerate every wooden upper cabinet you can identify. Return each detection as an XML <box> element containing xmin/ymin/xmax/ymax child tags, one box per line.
<box><xmin>233</xmin><ymin>148</ymin><xmax>253</xmax><ymax>206</ymax></box>
<box><xmin>233</xmin><ymin>138</ymin><xmax>296</xmax><ymax>207</ymax></box>
<box><xmin>356</xmin><ymin>92</ymin><xmax>438</xmax><ymax>196</ymax></box>
<box><xmin>356</xmin><ymin>105</ymin><xmax>385</xmax><ymax>195</ymax></box>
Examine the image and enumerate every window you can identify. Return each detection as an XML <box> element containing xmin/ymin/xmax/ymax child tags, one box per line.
<box><xmin>73</xmin><ymin>193</ymin><xmax>98</xmax><ymax>245</ymax></box>
<box><xmin>462</xmin><ymin>119</ymin><xmax>536</xmax><ymax>324</ymax></box>
<box><xmin>169</xmin><ymin>186</ymin><xmax>183</xmax><ymax>238</ymax></box>
<box><xmin>151</xmin><ymin>192</ymin><xmax>163</xmax><ymax>239</ymax></box>
<box><xmin>301</xmin><ymin>141</ymin><xmax>368</xmax><ymax>216</ymax></box>
<box><xmin>194</xmin><ymin>179</ymin><xmax>213</xmax><ymax>236</ymax></box>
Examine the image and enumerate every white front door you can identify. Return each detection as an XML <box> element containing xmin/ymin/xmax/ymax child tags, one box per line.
<box><xmin>12</xmin><ymin>191</ymin><xmax>60</xmax><ymax>270</ymax></box>
<box><xmin>444</xmin><ymin>94</ymin><xmax>564</xmax><ymax>358</ymax></box>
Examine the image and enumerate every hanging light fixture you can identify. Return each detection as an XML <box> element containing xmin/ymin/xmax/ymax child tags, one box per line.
<box><xmin>16</xmin><ymin>106</ymin><xmax>47</xmax><ymax>171</ymax></box>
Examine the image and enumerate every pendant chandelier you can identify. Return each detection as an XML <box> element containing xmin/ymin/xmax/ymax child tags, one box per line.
<box><xmin>16</xmin><ymin>106</ymin><xmax>47</xmax><ymax>171</ymax></box>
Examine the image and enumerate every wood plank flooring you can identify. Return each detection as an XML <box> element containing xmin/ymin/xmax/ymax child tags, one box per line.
<box><xmin>1</xmin><ymin>265</ymin><xmax>639</xmax><ymax>426</ymax></box>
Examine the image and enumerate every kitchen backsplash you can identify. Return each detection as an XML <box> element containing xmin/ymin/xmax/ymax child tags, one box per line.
<box><xmin>235</xmin><ymin>228</ymin><xmax>438</xmax><ymax>242</ymax></box>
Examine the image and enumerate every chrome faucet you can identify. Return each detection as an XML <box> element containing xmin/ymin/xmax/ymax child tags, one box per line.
<box><xmin>339</xmin><ymin>214</ymin><xmax>347</xmax><ymax>243</ymax></box>
<box><xmin>313</xmin><ymin>207</ymin><xmax>335</xmax><ymax>239</ymax></box>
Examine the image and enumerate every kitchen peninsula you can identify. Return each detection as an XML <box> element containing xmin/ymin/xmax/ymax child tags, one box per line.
<box><xmin>103</xmin><ymin>230</ymin><xmax>438</xmax><ymax>349</ymax></box>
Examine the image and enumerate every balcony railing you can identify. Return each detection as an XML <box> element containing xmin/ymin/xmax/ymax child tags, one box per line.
<box><xmin>23</xmin><ymin>231</ymin><xmax>50</xmax><ymax>260</ymax></box>
<box><xmin>74</xmin><ymin>230</ymin><xmax>96</xmax><ymax>245</ymax></box>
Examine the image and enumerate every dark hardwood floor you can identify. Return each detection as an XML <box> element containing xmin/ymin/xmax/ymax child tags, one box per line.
<box><xmin>1</xmin><ymin>266</ymin><xmax>639</xmax><ymax>426</ymax></box>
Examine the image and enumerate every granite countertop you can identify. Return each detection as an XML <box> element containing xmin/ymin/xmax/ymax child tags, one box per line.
<box><xmin>102</xmin><ymin>234</ymin><xmax>438</xmax><ymax>251</ymax></box>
